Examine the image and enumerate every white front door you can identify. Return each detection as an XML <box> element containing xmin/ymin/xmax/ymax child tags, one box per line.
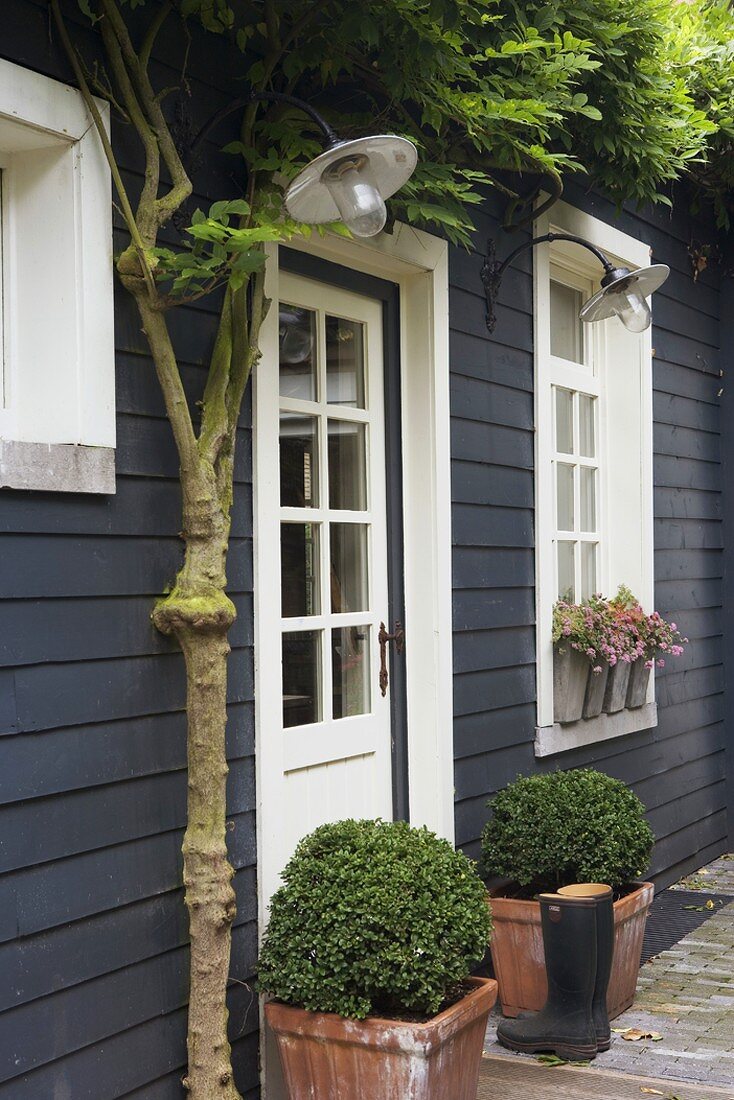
<box><xmin>256</xmin><ymin>268</ymin><xmax>396</xmax><ymax>907</ymax></box>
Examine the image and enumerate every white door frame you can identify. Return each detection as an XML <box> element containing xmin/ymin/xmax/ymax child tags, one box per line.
<box><xmin>253</xmin><ymin>222</ymin><xmax>453</xmax><ymax>922</ymax></box>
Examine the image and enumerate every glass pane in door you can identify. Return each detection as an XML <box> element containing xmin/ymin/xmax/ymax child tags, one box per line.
<box><xmin>328</xmin><ymin>420</ymin><xmax>367</xmax><ymax>509</ymax></box>
<box><xmin>332</xmin><ymin>626</ymin><xmax>370</xmax><ymax>718</ymax></box>
<box><xmin>281</xmin><ymin>523</ymin><xmax>320</xmax><ymax>616</ymax></box>
<box><xmin>282</xmin><ymin>631</ymin><xmax>321</xmax><ymax>727</ymax></box>
<box><xmin>330</xmin><ymin>523</ymin><xmax>369</xmax><ymax>612</ymax></box>
<box><xmin>326</xmin><ymin>316</ymin><xmax>366</xmax><ymax>408</ymax></box>
<box><xmin>279</xmin><ymin>305</ymin><xmax>317</xmax><ymax>400</ymax></box>
<box><xmin>280</xmin><ymin>414</ymin><xmax>319</xmax><ymax>507</ymax></box>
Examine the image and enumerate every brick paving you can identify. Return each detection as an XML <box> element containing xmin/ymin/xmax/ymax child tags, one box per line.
<box><xmin>484</xmin><ymin>854</ymin><xmax>734</xmax><ymax>1090</ymax></box>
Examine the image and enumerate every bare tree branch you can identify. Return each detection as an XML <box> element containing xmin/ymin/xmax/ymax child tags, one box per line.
<box><xmin>140</xmin><ymin>0</ymin><xmax>173</xmax><ymax>70</ymax></box>
<box><xmin>100</xmin><ymin>0</ymin><xmax>192</xmax><ymax>228</ymax></box>
<box><xmin>49</xmin><ymin>0</ymin><xmax>156</xmax><ymax>295</ymax></box>
<box><xmin>97</xmin><ymin>3</ymin><xmax>162</xmax><ymax>245</ymax></box>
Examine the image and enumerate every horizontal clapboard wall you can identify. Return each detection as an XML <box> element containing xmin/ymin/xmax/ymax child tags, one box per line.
<box><xmin>0</xmin><ymin>3</ymin><xmax>728</xmax><ymax>1098</ymax></box>
<box><xmin>450</xmin><ymin>182</ymin><xmax>726</xmax><ymax>889</ymax></box>
<box><xmin>0</xmin><ymin>2</ymin><xmax>259</xmax><ymax>1098</ymax></box>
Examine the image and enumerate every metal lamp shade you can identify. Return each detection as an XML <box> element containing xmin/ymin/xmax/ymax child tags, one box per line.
<box><xmin>579</xmin><ymin>263</ymin><xmax>670</xmax><ymax>324</ymax></box>
<box><xmin>284</xmin><ymin>135</ymin><xmax>417</xmax><ymax>225</ymax></box>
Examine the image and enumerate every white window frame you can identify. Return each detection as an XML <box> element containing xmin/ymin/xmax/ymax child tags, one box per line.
<box><xmin>535</xmin><ymin>201</ymin><xmax>657</xmax><ymax>756</ymax></box>
<box><xmin>547</xmin><ymin>261</ymin><xmax>603</xmax><ymax>605</ymax></box>
<box><xmin>0</xmin><ymin>59</ymin><xmax>114</xmax><ymax>494</ymax></box>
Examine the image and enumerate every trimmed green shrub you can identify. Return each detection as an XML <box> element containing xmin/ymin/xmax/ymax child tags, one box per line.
<box><xmin>481</xmin><ymin>769</ymin><xmax>654</xmax><ymax>891</ymax></box>
<box><xmin>258</xmin><ymin>818</ymin><xmax>492</xmax><ymax>1019</ymax></box>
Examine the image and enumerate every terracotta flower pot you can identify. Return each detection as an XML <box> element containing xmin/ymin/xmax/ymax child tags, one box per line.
<box><xmin>488</xmin><ymin>881</ymin><xmax>654</xmax><ymax>1019</ymax></box>
<box><xmin>265</xmin><ymin>976</ymin><xmax>498</xmax><ymax>1100</ymax></box>
<box><xmin>553</xmin><ymin>644</ymin><xmax>590</xmax><ymax>723</ymax></box>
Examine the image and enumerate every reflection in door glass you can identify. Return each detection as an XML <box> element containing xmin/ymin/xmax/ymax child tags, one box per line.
<box><xmin>332</xmin><ymin>626</ymin><xmax>370</xmax><ymax>719</ymax></box>
<box><xmin>330</xmin><ymin>524</ymin><xmax>368</xmax><ymax>612</ymax></box>
<box><xmin>281</xmin><ymin>523</ymin><xmax>320</xmax><ymax>617</ymax></box>
<box><xmin>326</xmin><ymin>316</ymin><xmax>365</xmax><ymax>408</ymax></box>
<box><xmin>328</xmin><ymin>420</ymin><xmax>367</xmax><ymax>510</ymax></box>
<box><xmin>280</xmin><ymin>414</ymin><xmax>319</xmax><ymax>507</ymax></box>
<box><xmin>282</xmin><ymin>631</ymin><xmax>321</xmax><ymax>727</ymax></box>
<box><xmin>279</xmin><ymin>305</ymin><xmax>317</xmax><ymax>400</ymax></box>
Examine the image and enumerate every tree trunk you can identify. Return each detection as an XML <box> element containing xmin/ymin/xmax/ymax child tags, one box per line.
<box><xmin>154</xmin><ymin>515</ymin><xmax>242</xmax><ymax>1100</ymax></box>
<box><xmin>179</xmin><ymin>624</ymin><xmax>241</xmax><ymax>1100</ymax></box>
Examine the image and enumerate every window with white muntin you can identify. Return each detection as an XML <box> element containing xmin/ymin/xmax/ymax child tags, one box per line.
<box><xmin>549</xmin><ymin>264</ymin><xmax>601</xmax><ymax>605</ymax></box>
<box><xmin>0</xmin><ymin>59</ymin><xmax>114</xmax><ymax>494</ymax></box>
<box><xmin>534</xmin><ymin>203</ymin><xmax>656</xmax><ymax>755</ymax></box>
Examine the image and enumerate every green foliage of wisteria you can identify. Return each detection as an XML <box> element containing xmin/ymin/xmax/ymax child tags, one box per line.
<box><xmin>99</xmin><ymin>0</ymin><xmax>734</xmax><ymax>291</ymax></box>
<box><xmin>673</xmin><ymin>0</ymin><xmax>734</xmax><ymax>227</ymax></box>
<box><xmin>495</xmin><ymin>0</ymin><xmax>716</xmax><ymax>210</ymax></box>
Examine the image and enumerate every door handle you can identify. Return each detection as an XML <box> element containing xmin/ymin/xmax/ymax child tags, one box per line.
<box><xmin>378</xmin><ymin>621</ymin><xmax>404</xmax><ymax>697</ymax></box>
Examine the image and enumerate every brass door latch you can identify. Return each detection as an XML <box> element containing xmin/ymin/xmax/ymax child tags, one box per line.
<box><xmin>378</xmin><ymin>621</ymin><xmax>404</xmax><ymax>697</ymax></box>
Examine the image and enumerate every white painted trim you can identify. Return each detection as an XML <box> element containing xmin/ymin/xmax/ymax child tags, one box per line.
<box><xmin>255</xmin><ymin>229</ymin><xmax>452</xmax><ymax>1100</ymax></box>
<box><xmin>254</xmin><ymin>222</ymin><xmax>454</xmax><ymax>898</ymax></box>
<box><xmin>535</xmin><ymin>200</ymin><xmax>656</xmax><ymax>738</ymax></box>
<box><xmin>0</xmin><ymin>58</ymin><xmax>96</xmax><ymax>143</ymax></box>
<box><xmin>0</xmin><ymin>59</ymin><xmax>114</xmax><ymax>468</ymax></box>
<box><xmin>535</xmin><ymin>703</ymin><xmax>658</xmax><ymax>757</ymax></box>
<box><xmin>286</xmin><ymin>226</ymin><xmax>454</xmax><ymax>843</ymax></box>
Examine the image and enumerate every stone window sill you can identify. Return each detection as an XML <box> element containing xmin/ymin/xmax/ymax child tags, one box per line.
<box><xmin>535</xmin><ymin>702</ymin><xmax>658</xmax><ymax>758</ymax></box>
<box><xmin>0</xmin><ymin>440</ymin><xmax>115</xmax><ymax>494</ymax></box>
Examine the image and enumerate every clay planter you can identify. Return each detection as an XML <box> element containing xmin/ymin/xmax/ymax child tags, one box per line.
<box><xmin>603</xmin><ymin>660</ymin><xmax>632</xmax><ymax>713</ymax></box>
<box><xmin>488</xmin><ymin>881</ymin><xmax>654</xmax><ymax>1019</ymax></box>
<box><xmin>553</xmin><ymin>644</ymin><xmax>590</xmax><ymax>723</ymax></box>
<box><xmin>626</xmin><ymin>658</ymin><xmax>651</xmax><ymax>708</ymax></box>
<box><xmin>265</xmin><ymin>976</ymin><xmax>498</xmax><ymax>1100</ymax></box>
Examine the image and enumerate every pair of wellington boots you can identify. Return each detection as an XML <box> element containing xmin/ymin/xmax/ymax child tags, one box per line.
<box><xmin>496</xmin><ymin>883</ymin><xmax>614</xmax><ymax>1060</ymax></box>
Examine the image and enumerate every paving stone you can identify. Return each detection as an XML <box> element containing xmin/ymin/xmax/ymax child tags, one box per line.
<box><xmin>484</xmin><ymin>853</ymin><xmax>734</xmax><ymax>1090</ymax></box>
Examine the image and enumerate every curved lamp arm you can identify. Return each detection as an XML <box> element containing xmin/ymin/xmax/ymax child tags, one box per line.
<box><xmin>191</xmin><ymin>91</ymin><xmax>341</xmax><ymax>156</ymax></box>
<box><xmin>480</xmin><ymin>232</ymin><xmax>617</xmax><ymax>334</ymax></box>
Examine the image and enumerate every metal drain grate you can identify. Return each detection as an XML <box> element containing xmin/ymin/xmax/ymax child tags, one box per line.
<box><xmin>640</xmin><ymin>887</ymin><xmax>734</xmax><ymax>965</ymax></box>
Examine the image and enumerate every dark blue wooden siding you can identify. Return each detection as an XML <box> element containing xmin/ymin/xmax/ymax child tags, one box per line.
<box><xmin>722</xmin><ymin>245</ymin><xmax>734</xmax><ymax>854</ymax></box>
<box><xmin>0</xmin><ymin>4</ymin><xmax>259</xmax><ymax>1098</ymax></box>
<box><xmin>451</xmin><ymin>185</ymin><xmax>728</xmax><ymax>888</ymax></box>
<box><xmin>0</xmin><ymin>3</ymin><xmax>729</xmax><ymax>1097</ymax></box>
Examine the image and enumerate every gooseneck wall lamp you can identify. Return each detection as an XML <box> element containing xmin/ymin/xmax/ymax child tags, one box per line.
<box><xmin>481</xmin><ymin>233</ymin><xmax>670</xmax><ymax>334</ymax></box>
<box><xmin>193</xmin><ymin>91</ymin><xmax>417</xmax><ymax>239</ymax></box>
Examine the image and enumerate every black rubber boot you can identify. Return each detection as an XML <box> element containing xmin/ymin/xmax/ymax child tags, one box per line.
<box><xmin>559</xmin><ymin>883</ymin><xmax>614</xmax><ymax>1051</ymax></box>
<box><xmin>496</xmin><ymin>893</ymin><xmax>598</xmax><ymax>1060</ymax></box>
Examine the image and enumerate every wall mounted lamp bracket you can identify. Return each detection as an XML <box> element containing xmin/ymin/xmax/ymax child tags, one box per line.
<box><xmin>481</xmin><ymin>231</ymin><xmax>670</xmax><ymax>335</ymax></box>
<box><xmin>480</xmin><ymin>232</ymin><xmax>617</xmax><ymax>334</ymax></box>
